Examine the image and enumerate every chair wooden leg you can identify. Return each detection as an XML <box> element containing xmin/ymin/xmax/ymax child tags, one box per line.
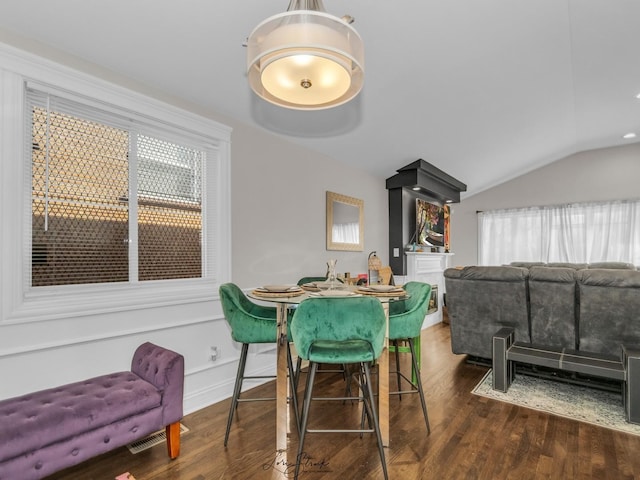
<box><xmin>408</xmin><ymin>338</ymin><xmax>430</xmax><ymax>434</ymax></box>
<box><xmin>166</xmin><ymin>421</ymin><xmax>181</xmax><ymax>459</ymax></box>
<box><xmin>224</xmin><ymin>343</ymin><xmax>249</xmax><ymax>446</ymax></box>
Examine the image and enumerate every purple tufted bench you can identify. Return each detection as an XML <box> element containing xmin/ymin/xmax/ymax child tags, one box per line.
<box><xmin>0</xmin><ymin>342</ymin><xmax>184</xmax><ymax>480</ymax></box>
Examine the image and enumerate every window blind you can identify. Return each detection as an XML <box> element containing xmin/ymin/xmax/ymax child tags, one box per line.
<box><xmin>26</xmin><ymin>87</ymin><xmax>207</xmax><ymax>287</ymax></box>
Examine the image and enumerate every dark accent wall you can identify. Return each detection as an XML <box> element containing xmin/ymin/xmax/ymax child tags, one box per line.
<box><xmin>386</xmin><ymin>159</ymin><xmax>466</xmax><ymax>275</ymax></box>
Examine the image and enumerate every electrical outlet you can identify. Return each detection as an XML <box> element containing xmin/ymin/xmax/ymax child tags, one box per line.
<box><xmin>210</xmin><ymin>346</ymin><xmax>218</xmax><ymax>361</ymax></box>
<box><xmin>393</xmin><ymin>248</ymin><xmax>400</xmax><ymax>257</ymax></box>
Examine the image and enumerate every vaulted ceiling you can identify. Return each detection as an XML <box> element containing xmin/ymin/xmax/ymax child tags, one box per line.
<box><xmin>0</xmin><ymin>0</ymin><xmax>638</xmax><ymax>198</ymax></box>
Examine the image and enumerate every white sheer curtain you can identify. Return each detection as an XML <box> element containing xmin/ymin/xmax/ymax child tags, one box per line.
<box><xmin>478</xmin><ymin>200</ymin><xmax>640</xmax><ymax>266</ymax></box>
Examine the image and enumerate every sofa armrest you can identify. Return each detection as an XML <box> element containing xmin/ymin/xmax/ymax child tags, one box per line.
<box><xmin>131</xmin><ymin>342</ymin><xmax>185</xmax><ymax>425</ymax></box>
<box><xmin>444</xmin><ymin>265</ymin><xmax>529</xmax><ymax>282</ymax></box>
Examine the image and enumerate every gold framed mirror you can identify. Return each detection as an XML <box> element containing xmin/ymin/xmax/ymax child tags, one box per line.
<box><xmin>326</xmin><ymin>191</ymin><xmax>364</xmax><ymax>251</ymax></box>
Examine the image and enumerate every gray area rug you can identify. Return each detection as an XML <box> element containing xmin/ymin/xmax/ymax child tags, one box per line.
<box><xmin>472</xmin><ymin>370</ymin><xmax>640</xmax><ymax>436</ymax></box>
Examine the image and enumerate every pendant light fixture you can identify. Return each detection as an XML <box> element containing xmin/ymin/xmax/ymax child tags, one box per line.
<box><xmin>246</xmin><ymin>0</ymin><xmax>364</xmax><ymax>110</ymax></box>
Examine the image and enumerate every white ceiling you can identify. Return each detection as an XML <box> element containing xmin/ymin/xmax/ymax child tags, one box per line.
<box><xmin>0</xmin><ymin>0</ymin><xmax>638</xmax><ymax>197</ymax></box>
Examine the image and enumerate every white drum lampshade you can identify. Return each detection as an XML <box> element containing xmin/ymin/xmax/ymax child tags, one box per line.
<box><xmin>246</xmin><ymin>1</ymin><xmax>364</xmax><ymax>110</ymax></box>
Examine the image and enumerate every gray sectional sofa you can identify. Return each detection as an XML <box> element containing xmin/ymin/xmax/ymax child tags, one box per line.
<box><xmin>444</xmin><ymin>262</ymin><xmax>640</xmax><ymax>361</ymax></box>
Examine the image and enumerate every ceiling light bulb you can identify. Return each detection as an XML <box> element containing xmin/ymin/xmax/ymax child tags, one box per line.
<box><xmin>261</xmin><ymin>53</ymin><xmax>351</xmax><ymax>106</ymax></box>
<box><xmin>622</xmin><ymin>132</ymin><xmax>637</xmax><ymax>139</ymax></box>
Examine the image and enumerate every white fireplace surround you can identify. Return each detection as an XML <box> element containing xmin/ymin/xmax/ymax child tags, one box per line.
<box><xmin>401</xmin><ymin>252</ymin><xmax>455</xmax><ymax>328</ymax></box>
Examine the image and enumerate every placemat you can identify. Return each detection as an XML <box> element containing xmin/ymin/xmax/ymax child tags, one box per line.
<box><xmin>356</xmin><ymin>288</ymin><xmax>406</xmax><ymax>297</ymax></box>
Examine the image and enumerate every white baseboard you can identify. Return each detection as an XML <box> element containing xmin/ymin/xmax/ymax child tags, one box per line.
<box><xmin>183</xmin><ymin>361</ymin><xmax>276</xmax><ymax>415</ymax></box>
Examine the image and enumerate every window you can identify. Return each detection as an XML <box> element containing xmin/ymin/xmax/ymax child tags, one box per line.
<box><xmin>28</xmin><ymin>89</ymin><xmax>208</xmax><ymax>286</ymax></box>
<box><xmin>478</xmin><ymin>200</ymin><xmax>640</xmax><ymax>266</ymax></box>
<box><xmin>0</xmin><ymin>51</ymin><xmax>230</xmax><ymax>322</ymax></box>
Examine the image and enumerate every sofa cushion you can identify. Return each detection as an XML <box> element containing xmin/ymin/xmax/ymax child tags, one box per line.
<box><xmin>578</xmin><ymin>269</ymin><xmax>640</xmax><ymax>287</ymax></box>
<box><xmin>529</xmin><ymin>267</ymin><xmax>577</xmax><ymax>349</ymax></box>
<box><xmin>509</xmin><ymin>261</ymin><xmax>546</xmax><ymax>268</ymax></box>
<box><xmin>578</xmin><ymin>269</ymin><xmax>640</xmax><ymax>357</ymax></box>
<box><xmin>546</xmin><ymin>262</ymin><xmax>588</xmax><ymax>269</ymax></box>
<box><xmin>444</xmin><ymin>266</ymin><xmax>530</xmax><ymax>358</ymax></box>
<box><xmin>587</xmin><ymin>262</ymin><xmax>636</xmax><ymax>270</ymax></box>
<box><xmin>447</xmin><ymin>265</ymin><xmax>529</xmax><ymax>282</ymax></box>
<box><xmin>0</xmin><ymin>372</ymin><xmax>161</xmax><ymax>464</ymax></box>
<box><xmin>529</xmin><ymin>266</ymin><xmax>577</xmax><ymax>283</ymax></box>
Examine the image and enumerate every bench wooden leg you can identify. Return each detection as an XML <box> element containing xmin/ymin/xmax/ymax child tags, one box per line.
<box><xmin>166</xmin><ymin>421</ymin><xmax>181</xmax><ymax>459</ymax></box>
<box><xmin>492</xmin><ymin>328</ymin><xmax>514</xmax><ymax>392</ymax></box>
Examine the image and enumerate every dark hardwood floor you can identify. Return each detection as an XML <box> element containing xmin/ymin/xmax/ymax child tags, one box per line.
<box><xmin>47</xmin><ymin>324</ymin><xmax>640</xmax><ymax>479</ymax></box>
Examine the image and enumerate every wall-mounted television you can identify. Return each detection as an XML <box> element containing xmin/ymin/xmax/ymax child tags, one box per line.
<box><xmin>416</xmin><ymin>199</ymin><xmax>450</xmax><ymax>251</ymax></box>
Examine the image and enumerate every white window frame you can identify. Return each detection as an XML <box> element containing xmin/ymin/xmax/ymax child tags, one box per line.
<box><xmin>0</xmin><ymin>43</ymin><xmax>232</xmax><ymax>324</ymax></box>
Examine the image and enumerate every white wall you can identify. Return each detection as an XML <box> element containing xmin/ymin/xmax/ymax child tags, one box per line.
<box><xmin>230</xmin><ymin>122</ymin><xmax>388</xmax><ymax>287</ymax></box>
<box><xmin>450</xmin><ymin>143</ymin><xmax>640</xmax><ymax>266</ymax></box>
<box><xmin>0</xmin><ymin>38</ymin><xmax>389</xmax><ymax>413</ymax></box>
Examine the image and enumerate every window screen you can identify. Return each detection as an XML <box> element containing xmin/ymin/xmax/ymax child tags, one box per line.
<box><xmin>136</xmin><ymin>134</ymin><xmax>203</xmax><ymax>281</ymax></box>
<box><xmin>28</xmin><ymin>89</ymin><xmax>205</xmax><ymax>287</ymax></box>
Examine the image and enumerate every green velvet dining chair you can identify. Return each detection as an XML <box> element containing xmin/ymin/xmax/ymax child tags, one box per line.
<box><xmin>294</xmin><ymin>275</ymin><xmax>348</xmax><ymax>388</ymax></box>
<box><xmin>219</xmin><ymin>282</ymin><xmax>299</xmax><ymax>446</ymax></box>
<box><xmin>388</xmin><ymin>281</ymin><xmax>432</xmax><ymax>433</ymax></box>
<box><xmin>291</xmin><ymin>296</ymin><xmax>388</xmax><ymax>480</ymax></box>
